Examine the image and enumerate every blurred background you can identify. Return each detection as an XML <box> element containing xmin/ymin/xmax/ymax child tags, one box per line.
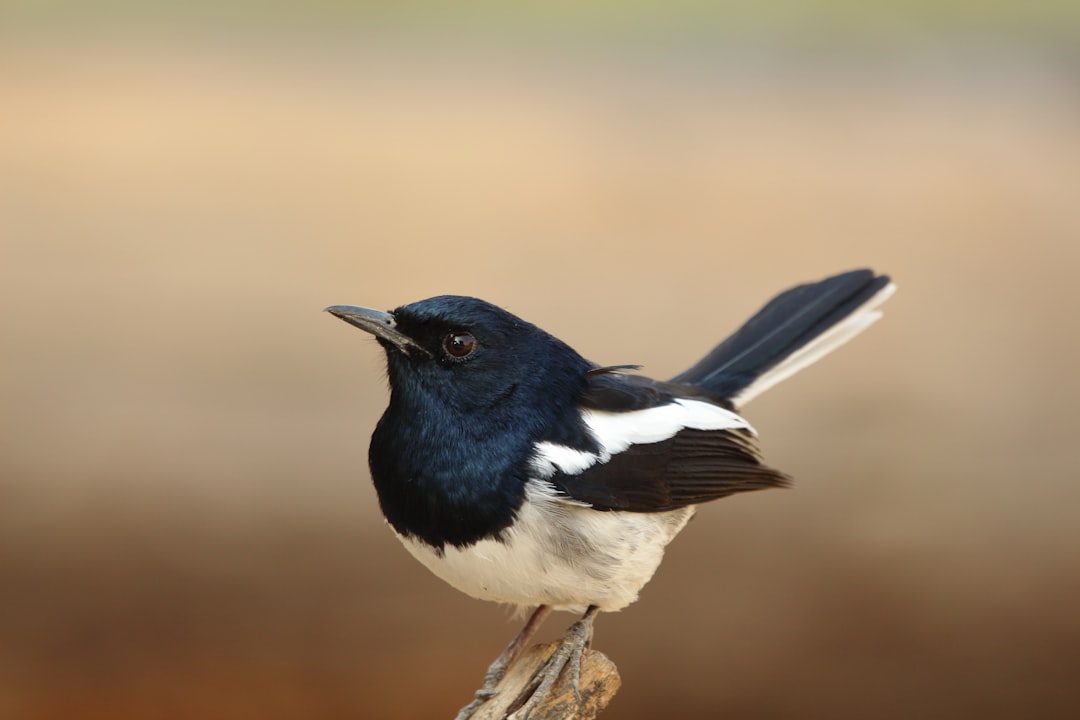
<box><xmin>2</xmin><ymin>2</ymin><xmax>1079</xmax><ymax>718</ymax></box>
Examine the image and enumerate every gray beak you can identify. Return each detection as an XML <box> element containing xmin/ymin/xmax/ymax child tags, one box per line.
<box><xmin>324</xmin><ymin>305</ymin><xmax>432</xmax><ymax>357</ymax></box>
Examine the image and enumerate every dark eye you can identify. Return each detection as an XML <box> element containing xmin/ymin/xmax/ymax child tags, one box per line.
<box><xmin>443</xmin><ymin>331</ymin><xmax>477</xmax><ymax>359</ymax></box>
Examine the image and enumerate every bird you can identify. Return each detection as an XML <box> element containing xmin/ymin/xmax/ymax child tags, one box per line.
<box><xmin>326</xmin><ymin>269</ymin><xmax>894</xmax><ymax>719</ymax></box>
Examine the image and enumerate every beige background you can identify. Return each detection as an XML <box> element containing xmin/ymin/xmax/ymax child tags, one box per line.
<box><xmin>2</xmin><ymin>9</ymin><xmax>1079</xmax><ymax>719</ymax></box>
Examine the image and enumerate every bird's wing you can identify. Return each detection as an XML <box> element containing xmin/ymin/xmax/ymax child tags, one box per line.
<box><xmin>530</xmin><ymin>372</ymin><xmax>790</xmax><ymax>512</ymax></box>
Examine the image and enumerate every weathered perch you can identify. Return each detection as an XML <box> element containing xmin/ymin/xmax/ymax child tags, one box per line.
<box><xmin>463</xmin><ymin>641</ymin><xmax>621</xmax><ymax>720</ymax></box>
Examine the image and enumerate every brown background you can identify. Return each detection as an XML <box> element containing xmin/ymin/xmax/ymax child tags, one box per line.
<box><xmin>2</xmin><ymin>6</ymin><xmax>1079</xmax><ymax>719</ymax></box>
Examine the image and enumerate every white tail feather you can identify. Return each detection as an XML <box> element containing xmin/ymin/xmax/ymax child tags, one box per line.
<box><xmin>731</xmin><ymin>282</ymin><xmax>896</xmax><ymax>408</ymax></box>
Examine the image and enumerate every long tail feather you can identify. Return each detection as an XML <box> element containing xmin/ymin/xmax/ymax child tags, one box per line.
<box><xmin>671</xmin><ymin>270</ymin><xmax>894</xmax><ymax>408</ymax></box>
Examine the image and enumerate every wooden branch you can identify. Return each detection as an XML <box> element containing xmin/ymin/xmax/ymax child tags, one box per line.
<box><xmin>463</xmin><ymin>641</ymin><xmax>620</xmax><ymax>720</ymax></box>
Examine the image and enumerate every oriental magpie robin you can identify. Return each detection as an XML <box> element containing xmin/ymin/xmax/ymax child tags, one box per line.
<box><xmin>326</xmin><ymin>269</ymin><xmax>893</xmax><ymax>717</ymax></box>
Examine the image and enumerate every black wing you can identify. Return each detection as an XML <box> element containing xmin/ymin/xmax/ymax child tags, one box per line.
<box><xmin>550</xmin><ymin>426</ymin><xmax>789</xmax><ymax>512</ymax></box>
<box><xmin>546</xmin><ymin>370</ymin><xmax>789</xmax><ymax>512</ymax></box>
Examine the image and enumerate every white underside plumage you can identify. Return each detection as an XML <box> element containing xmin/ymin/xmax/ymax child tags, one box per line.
<box><xmin>398</xmin><ymin>483</ymin><xmax>694</xmax><ymax>613</ymax></box>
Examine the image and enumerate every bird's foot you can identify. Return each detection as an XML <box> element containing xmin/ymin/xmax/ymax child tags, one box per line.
<box><xmin>454</xmin><ymin>605</ymin><xmax>552</xmax><ymax>720</ymax></box>
<box><xmin>507</xmin><ymin>606</ymin><xmax>598</xmax><ymax>720</ymax></box>
<box><xmin>454</xmin><ymin>664</ymin><xmax>507</xmax><ymax>720</ymax></box>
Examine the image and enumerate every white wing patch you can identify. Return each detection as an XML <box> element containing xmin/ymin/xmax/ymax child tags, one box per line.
<box><xmin>530</xmin><ymin>398</ymin><xmax>753</xmax><ymax>481</ymax></box>
<box><xmin>532</xmin><ymin>442</ymin><xmax>598</xmax><ymax>476</ymax></box>
<box><xmin>585</xmin><ymin>398</ymin><xmax>751</xmax><ymax>455</ymax></box>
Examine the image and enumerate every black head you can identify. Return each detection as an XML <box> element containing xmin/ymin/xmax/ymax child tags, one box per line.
<box><xmin>325</xmin><ymin>295</ymin><xmax>594</xmax><ymax>548</ymax></box>
<box><xmin>327</xmin><ymin>295</ymin><xmax>590</xmax><ymax>414</ymax></box>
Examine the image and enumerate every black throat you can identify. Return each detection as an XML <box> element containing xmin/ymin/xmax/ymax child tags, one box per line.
<box><xmin>369</xmin><ymin>396</ymin><xmax>532</xmax><ymax>551</ymax></box>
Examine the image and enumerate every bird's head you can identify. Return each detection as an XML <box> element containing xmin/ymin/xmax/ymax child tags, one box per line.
<box><xmin>326</xmin><ymin>295</ymin><xmax>591</xmax><ymax>415</ymax></box>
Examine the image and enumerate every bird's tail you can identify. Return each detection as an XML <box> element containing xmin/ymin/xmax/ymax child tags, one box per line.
<box><xmin>671</xmin><ymin>269</ymin><xmax>894</xmax><ymax>408</ymax></box>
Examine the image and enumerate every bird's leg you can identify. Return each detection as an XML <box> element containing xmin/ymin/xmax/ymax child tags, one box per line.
<box><xmin>481</xmin><ymin>604</ymin><xmax>553</xmax><ymax>692</ymax></box>
<box><xmin>454</xmin><ymin>605</ymin><xmax>552</xmax><ymax>720</ymax></box>
<box><xmin>508</xmin><ymin>605</ymin><xmax>600</xmax><ymax>720</ymax></box>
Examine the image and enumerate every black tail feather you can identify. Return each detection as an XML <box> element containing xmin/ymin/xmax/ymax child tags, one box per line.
<box><xmin>671</xmin><ymin>269</ymin><xmax>892</xmax><ymax>402</ymax></box>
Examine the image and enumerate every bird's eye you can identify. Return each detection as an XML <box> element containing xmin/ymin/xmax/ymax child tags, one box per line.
<box><xmin>443</xmin><ymin>331</ymin><xmax>477</xmax><ymax>359</ymax></box>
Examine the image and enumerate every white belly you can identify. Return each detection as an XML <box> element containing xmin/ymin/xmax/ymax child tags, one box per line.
<box><xmin>395</xmin><ymin>485</ymin><xmax>694</xmax><ymax>613</ymax></box>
